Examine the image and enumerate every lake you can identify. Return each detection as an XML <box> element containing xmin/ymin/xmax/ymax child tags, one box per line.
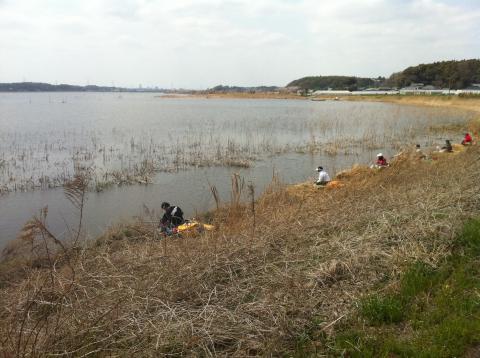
<box><xmin>0</xmin><ymin>93</ymin><xmax>472</xmax><ymax>248</ymax></box>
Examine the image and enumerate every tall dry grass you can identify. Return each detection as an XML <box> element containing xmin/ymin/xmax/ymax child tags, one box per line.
<box><xmin>0</xmin><ymin>143</ymin><xmax>479</xmax><ymax>356</ymax></box>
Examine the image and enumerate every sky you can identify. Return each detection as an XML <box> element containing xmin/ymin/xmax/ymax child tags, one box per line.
<box><xmin>0</xmin><ymin>0</ymin><xmax>479</xmax><ymax>88</ymax></box>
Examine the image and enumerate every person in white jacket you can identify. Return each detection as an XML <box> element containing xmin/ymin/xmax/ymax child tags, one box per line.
<box><xmin>315</xmin><ymin>166</ymin><xmax>331</xmax><ymax>186</ymax></box>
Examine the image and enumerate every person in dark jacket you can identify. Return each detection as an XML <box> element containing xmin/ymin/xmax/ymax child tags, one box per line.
<box><xmin>160</xmin><ymin>202</ymin><xmax>185</xmax><ymax>229</ymax></box>
<box><xmin>440</xmin><ymin>140</ymin><xmax>453</xmax><ymax>153</ymax></box>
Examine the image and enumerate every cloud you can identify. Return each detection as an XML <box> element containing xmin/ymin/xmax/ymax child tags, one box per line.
<box><xmin>0</xmin><ymin>0</ymin><xmax>479</xmax><ymax>87</ymax></box>
<box><xmin>299</xmin><ymin>0</ymin><xmax>480</xmax><ymax>76</ymax></box>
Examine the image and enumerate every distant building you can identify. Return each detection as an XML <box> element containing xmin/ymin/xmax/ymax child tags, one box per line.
<box><xmin>410</xmin><ymin>83</ymin><xmax>424</xmax><ymax>88</ymax></box>
<box><xmin>279</xmin><ymin>86</ymin><xmax>300</xmax><ymax>93</ymax></box>
<box><xmin>458</xmin><ymin>84</ymin><xmax>480</xmax><ymax>95</ymax></box>
<box><xmin>351</xmin><ymin>90</ymin><xmax>399</xmax><ymax>95</ymax></box>
<box><xmin>463</xmin><ymin>84</ymin><xmax>480</xmax><ymax>90</ymax></box>
<box><xmin>421</xmin><ymin>85</ymin><xmax>444</xmax><ymax>94</ymax></box>
<box><xmin>400</xmin><ymin>83</ymin><xmax>423</xmax><ymax>93</ymax></box>
<box><xmin>312</xmin><ymin>90</ymin><xmax>352</xmax><ymax>95</ymax></box>
<box><xmin>400</xmin><ymin>83</ymin><xmax>444</xmax><ymax>95</ymax></box>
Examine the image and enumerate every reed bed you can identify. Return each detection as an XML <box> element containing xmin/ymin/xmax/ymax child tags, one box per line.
<box><xmin>1</xmin><ymin>141</ymin><xmax>479</xmax><ymax>356</ymax></box>
<box><xmin>0</xmin><ymin>102</ymin><xmax>471</xmax><ymax>194</ymax></box>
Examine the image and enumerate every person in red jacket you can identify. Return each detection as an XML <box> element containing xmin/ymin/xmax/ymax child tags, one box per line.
<box><xmin>462</xmin><ymin>133</ymin><xmax>473</xmax><ymax>145</ymax></box>
<box><xmin>375</xmin><ymin>153</ymin><xmax>389</xmax><ymax>168</ymax></box>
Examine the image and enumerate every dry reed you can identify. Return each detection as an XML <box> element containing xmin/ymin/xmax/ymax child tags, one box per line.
<box><xmin>0</xmin><ymin>100</ymin><xmax>472</xmax><ymax>194</ymax></box>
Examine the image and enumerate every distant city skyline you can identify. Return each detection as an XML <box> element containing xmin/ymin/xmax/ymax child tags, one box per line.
<box><xmin>1</xmin><ymin>0</ymin><xmax>479</xmax><ymax>89</ymax></box>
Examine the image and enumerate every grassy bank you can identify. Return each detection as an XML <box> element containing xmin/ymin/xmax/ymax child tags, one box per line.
<box><xmin>329</xmin><ymin>218</ymin><xmax>480</xmax><ymax>357</ymax></box>
<box><xmin>0</xmin><ymin>99</ymin><xmax>479</xmax><ymax>356</ymax></box>
<box><xmin>344</xmin><ymin>95</ymin><xmax>480</xmax><ymax>117</ymax></box>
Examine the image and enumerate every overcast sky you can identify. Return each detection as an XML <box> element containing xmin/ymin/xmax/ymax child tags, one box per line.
<box><xmin>0</xmin><ymin>0</ymin><xmax>479</xmax><ymax>88</ymax></box>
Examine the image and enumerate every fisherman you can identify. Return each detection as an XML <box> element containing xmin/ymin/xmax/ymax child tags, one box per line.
<box><xmin>462</xmin><ymin>133</ymin><xmax>473</xmax><ymax>145</ymax></box>
<box><xmin>159</xmin><ymin>202</ymin><xmax>185</xmax><ymax>232</ymax></box>
<box><xmin>440</xmin><ymin>140</ymin><xmax>453</xmax><ymax>153</ymax></box>
<box><xmin>315</xmin><ymin>166</ymin><xmax>331</xmax><ymax>186</ymax></box>
<box><xmin>375</xmin><ymin>153</ymin><xmax>389</xmax><ymax>168</ymax></box>
<box><xmin>415</xmin><ymin>144</ymin><xmax>427</xmax><ymax>160</ymax></box>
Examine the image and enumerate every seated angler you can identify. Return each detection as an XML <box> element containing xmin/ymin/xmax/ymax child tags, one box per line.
<box><xmin>415</xmin><ymin>144</ymin><xmax>427</xmax><ymax>160</ymax></box>
<box><xmin>159</xmin><ymin>202</ymin><xmax>185</xmax><ymax>232</ymax></box>
<box><xmin>375</xmin><ymin>153</ymin><xmax>389</xmax><ymax>168</ymax></box>
<box><xmin>440</xmin><ymin>140</ymin><xmax>453</xmax><ymax>153</ymax></box>
<box><xmin>462</xmin><ymin>133</ymin><xmax>473</xmax><ymax>145</ymax></box>
<box><xmin>315</xmin><ymin>166</ymin><xmax>331</xmax><ymax>186</ymax></box>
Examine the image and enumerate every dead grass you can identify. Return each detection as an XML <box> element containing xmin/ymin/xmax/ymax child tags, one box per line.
<box><xmin>346</xmin><ymin>95</ymin><xmax>480</xmax><ymax>116</ymax></box>
<box><xmin>1</xmin><ymin>141</ymin><xmax>479</xmax><ymax>356</ymax></box>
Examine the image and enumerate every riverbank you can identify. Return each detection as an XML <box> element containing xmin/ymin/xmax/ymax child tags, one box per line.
<box><xmin>344</xmin><ymin>94</ymin><xmax>480</xmax><ymax>115</ymax></box>
<box><xmin>158</xmin><ymin>92</ymin><xmax>304</xmax><ymax>100</ymax></box>
<box><xmin>159</xmin><ymin>91</ymin><xmax>480</xmax><ymax>112</ymax></box>
<box><xmin>1</xmin><ymin>97</ymin><xmax>479</xmax><ymax>356</ymax></box>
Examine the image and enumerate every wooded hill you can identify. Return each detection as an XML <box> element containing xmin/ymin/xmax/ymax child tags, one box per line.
<box><xmin>287</xmin><ymin>76</ymin><xmax>381</xmax><ymax>91</ymax></box>
<box><xmin>387</xmin><ymin>59</ymin><xmax>480</xmax><ymax>89</ymax></box>
<box><xmin>289</xmin><ymin>59</ymin><xmax>480</xmax><ymax>90</ymax></box>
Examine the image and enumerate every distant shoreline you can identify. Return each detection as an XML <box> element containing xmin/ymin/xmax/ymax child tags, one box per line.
<box><xmin>3</xmin><ymin>90</ymin><xmax>479</xmax><ymax>114</ymax></box>
<box><xmin>157</xmin><ymin>91</ymin><xmax>480</xmax><ymax>111</ymax></box>
<box><xmin>0</xmin><ymin>90</ymin><xmax>167</xmax><ymax>94</ymax></box>
<box><xmin>156</xmin><ymin>92</ymin><xmax>305</xmax><ymax>100</ymax></box>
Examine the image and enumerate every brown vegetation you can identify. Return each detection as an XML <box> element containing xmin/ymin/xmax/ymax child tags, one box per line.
<box><xmin>1</xmin><ymin>137</ymin><xmax>479</xmax><ymax>355</ymax></box>
<box><xmin>345</xmin><ymin>95</ymin><xmax>480</xmax><ymax>118</ymax></box>
<box><xmin>1</xmin><ymin>98</ymin><xmax>479</xmax><ymax>356</ymax></box>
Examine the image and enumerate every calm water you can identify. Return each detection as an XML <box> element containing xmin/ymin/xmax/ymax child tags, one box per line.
<box><xmin>0</xmin><ymin>93</ymin><xmax>472</xmax><ymax>248</ymax></box>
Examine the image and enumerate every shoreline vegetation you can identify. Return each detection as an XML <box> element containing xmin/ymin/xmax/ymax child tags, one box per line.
<box><xmin>3</xmin><ymin>94</ymin><xmax>472</xmax><ymax>195</ymax></box>
<box><xmin>1</xmin><ymin>96</ymin><xmax>480</xmax><ymax>356</ymax></box>
<box><xmin>159</xmin><ymin>90</ymin><xmax>480</xmax><ymax>105</ymax></box>
<box><xmin>157</xmin><ymin>92</ymin><xmax>304</xmax><ymax>100</ymax></box>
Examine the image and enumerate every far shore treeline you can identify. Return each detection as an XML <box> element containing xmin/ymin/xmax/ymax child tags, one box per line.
<box><xmin>288</xmin><ymin>59</ymin><xmax>480</xmax><ymax>91</ymax></box>
<box><xmin>0</xmin><ymin>82</ymin><xmax>124</xmax><ymax>92</ymax></box>
<box><xmin>1</xmin><ymin>59</ymin><xmax>479</xmax><ymax>93</ymax></box>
